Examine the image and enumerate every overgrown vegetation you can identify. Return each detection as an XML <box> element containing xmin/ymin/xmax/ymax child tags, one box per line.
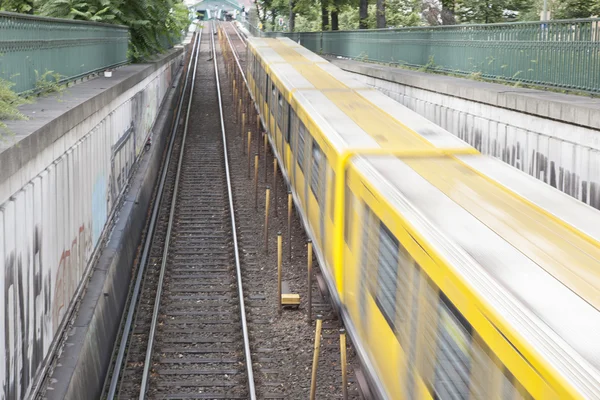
<box><xmin>0</xmin><ymin>77</ymin><xmax>31</xmax><ymax>137</ymax></box>
<box><xmin>1</xmin><ymin>0</ymin><xmax>192</xmax><ymax>61</ymax></box>
<box><xmin>0</xmin><ymin>0</ymin><xmax>192</xmax><ymax>137</ymax></box>
<box><xmin>35</xmin><ymin>70</ymin><xmax>65</xmax><ymax>96</ymax></box>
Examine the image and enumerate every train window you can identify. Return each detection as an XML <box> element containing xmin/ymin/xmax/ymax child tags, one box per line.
<box><xmin>278</xmin><ymin>93</ymin><xmax>284</xmax><ymax>128</ymax></box>
<box><xmin>433</xmin><ymin>293</ymin><xmax>473</xmax><ymax>400</ymax></box>
<box><xmin>297</xmin><ymin>122</ymin><xmax>306</xmax><ymax>172</ymax></box>
<box><xmin>419</xmin><ymin>277</ymin><xmax>439</xmax><ymax>392</ymax></box>
<box><xmin>290</xmin><ymin>110</ymin><xmax>298</xmax><ymax>151</ymax></box>
<box><xmin>286</xmin><ymin>106</ymin><xmax>292</xmax><ymax>143</ymax></box>
<box><xmin>265</xmin><ymin>74</ymin><xmax>269</xmax><ymax>101</ymax></box>
<box><xmin>344</xmin><ymin>186</ymin><xmax>354</xmax><ymax>245</ymax></box>
<box><xmin>375</xmin><ymin>223</ymin><xmax>400</xmax><ymax>329</ymax></box>
<box><xmin>271</xmin><ymin>83</ymin><xmax>276</xmax><ymax>112</ymax></box>
<box><xmin>360</xmin><ymin>205</ymin><xmax>375</xmax><ymax>336</ymax></box>
<box><xmin>396</xmin><ymin>243</ymin><xmax>413</xmax><ymax>328</ymax></box>
<box><xmin>311</xmin><ymin>141</ymin><xmax>323</xmax><ymax>203</ymax></box>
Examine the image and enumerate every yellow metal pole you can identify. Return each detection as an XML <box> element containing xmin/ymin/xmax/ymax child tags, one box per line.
<box><xmin>307</xmin><ymin>240</ymin><xmax>313</xmax><ymax>324</ymax></box>
<box><xmin>340</xmin><ymin>328</ymin><xmax>348</xmax><ymax>400</ymax></box>
<box><xmin>241</xmin><ymin>112</ymin><xmax>246</xmax><ymax>143</ymax></box>
<box><xmin>264</xmin><ymin>133</ymin><xmax>268</xmax><ymax>183</ymax></box>
<box><xmin>247</xmin><ymin>132</ymin><xmax>253</xmax><ymax>178</ymax></box>
<box><xmin>277</xmin><ymin>232</ymin><xmax>282</xmax><ymax>314</ymax></box>
<box><xmin>309</xmin><ymin>315</ymin><xmax>323</xmax><ymax>400</ymax></box>
<box><xmin>254</xmin><ymin>154</ymin><xmax>259</xmax><ymax>209</ymax></box>
<box><xmin>265</xmin><ymin>186</ymin><xmax>271</xmax><ymax>254</ymax></box>
<box><xmin>287</xmin><ymin>191</ymin><xmax>292</xmax><ymax>261</ymax></box>
<box><xmin>235</xmin><ymin>88</ymin><xmax>239</xmax><ymax>123</ymax></box>
<box><xmin>273</xmin><ymin>158</ymin><xmax>278</xmax><ymax>217</ymax></box>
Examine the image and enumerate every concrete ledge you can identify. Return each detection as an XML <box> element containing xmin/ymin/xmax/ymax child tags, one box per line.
<box><xmin>41</xmin><ymin>59</ymin><xmax>185</xmax><ymax>400</ymax></box>
<box><xmin>0</xmin><ymin>47</ymin><xmax>183</xmax><ymax>184</ymax></box>
<box><xmin>328</xmin><ymin>58</ymin><xmax>600</xmax><ymax>131</ymax></box>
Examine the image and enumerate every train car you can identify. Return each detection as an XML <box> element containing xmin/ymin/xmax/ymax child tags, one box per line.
<box><xmin>245</xmin><ymin>36</ymin><xmax>600</xmax><ymax>399</ymax></box>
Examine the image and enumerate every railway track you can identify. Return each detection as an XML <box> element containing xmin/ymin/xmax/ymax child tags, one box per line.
<box><xmin>219</xmin><ymin>21</ymin><xmax>362</xmax><ymax>399</ymax></box>
<box><xmin>106</xmin><ymin>23</ymin><xmax>255</xmax><ymax>400</ymax></box>
<box><xmin>104</xmin><ymin>19</ymin><xmax>360</xmax><ymax>400</ymax></box>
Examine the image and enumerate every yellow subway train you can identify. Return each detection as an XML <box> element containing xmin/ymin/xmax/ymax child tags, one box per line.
<box><xmin>245</xmin><ymin>36</ymin><xmax>600</xmax><ymax>400</ymax></box>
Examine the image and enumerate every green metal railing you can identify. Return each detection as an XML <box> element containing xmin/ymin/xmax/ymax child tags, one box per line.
<box><xmin>0</xmin><ymin>12</ymin><xmax>129</xmax><ymax>94</ymax></box>
<box><xmin>250</xmin><ymin>18</ymin><xmax>600</xmax><ymax>93</ymax></box>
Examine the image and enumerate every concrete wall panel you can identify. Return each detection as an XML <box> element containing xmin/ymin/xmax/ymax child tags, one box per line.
<box><xmin>354</xmin><ymin>72</ymin><xmax>600</xmax><ymax>210</ymax></box>
<box><xmin>0</xmin><ymin>52</ymin><xmax>182</xmax><ymax>399</ymax></box>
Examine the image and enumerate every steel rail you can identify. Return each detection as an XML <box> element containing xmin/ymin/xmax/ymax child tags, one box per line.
<box><xmin>136</xmin><ymin>27</ymin><xmax>202</xmax><ymax>400</ymax></box>
<box><xmin>222</xmin><ymin>22</ymin><xmax>249</xmax><ymax>89</ymax></box>
<box><xmin>105</xmin><ymin>29</ymin><xmax>201</xmax><ymax>400</ymax></box>
<box><xmin>210</xmin><ymin>21</ymin><xmax>257</xmax><ymax>400</ymax></box>
<box><xmin>231</xmin><ymin>21</ymin><xmax>247</xmax><ymax>47</ymax></box>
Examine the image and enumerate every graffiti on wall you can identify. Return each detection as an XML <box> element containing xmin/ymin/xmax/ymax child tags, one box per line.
<box><xmin>386</xmin><ymin>86</ymin><xmax>600</xmax><ymax>211</ymax></box>
<box><xmin>0</xmin><ymin>56</ymin><xmax>179</xmax><ymax>399</ymax></box>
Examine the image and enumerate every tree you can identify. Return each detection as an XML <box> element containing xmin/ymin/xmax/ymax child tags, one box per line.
<box><xmin>331</xmin><ymin>0</ymin><xmax>341</xmax><ymax>29</ymax></box>
<box><xmin>376</xmin><ymin>0</ymin><xmax>385</xmax><ymax>27</ymax></box>
<box><xmin>421</xmin><ymin>0</ymin><xmax>441</xmax><ymax>24</ymax></box>
<box><xmin>289</xmin><ymin>0</ymin><xmax>296</xmax><ymax>31</ymax></box>
<box><xmin>457</xmin><ymin>0</ymin><xmax>507</xmax><ymax>23</ymax></box>
<box><xmin>359</xmin><ymin>0</ymin><xmax>368</xmax><ymax>27</ymax></box>
<box><xmin>555</xmin><ymin>0</ymin><xmax>595</xmax><ymax>18</ymax></box>
<box><xmin>440</xmin><ymin>0</ymin><xmax>457</xmax><ymax>23</ymax></box>
<box><xmin>322</xmin><ymin>0</ymin><xmax>329</xmax><ymax>29</ymax></box>
<box><xmin>0</xmin><ymin>0</ymin><xmax>34</xmax><ymax>13</ymax></box>
<box><xmin>39</xmin><ymin>0</ymin><xmax>191</xmax><ymax>61</ymax></box>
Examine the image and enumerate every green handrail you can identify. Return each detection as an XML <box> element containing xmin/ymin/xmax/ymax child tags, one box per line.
<box><xmin>252</xmin><ymin>18</ymin><xmax>600</xmax><ymax>93</ymax></box>
<box><xmin>0</xmin><ymin>12</ymin><xmax>129</xmax><ymax>94</ymax></box>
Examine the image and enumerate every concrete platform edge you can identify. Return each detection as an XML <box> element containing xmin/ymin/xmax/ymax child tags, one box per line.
<box><xmin>42</xmin><ymin>58</ymin><xmax>186</xmax><ymax>400</ymax></box>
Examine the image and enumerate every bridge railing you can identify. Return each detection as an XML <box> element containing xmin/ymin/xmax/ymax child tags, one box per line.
<box><xmin>0</xmin><ymin>12</ymin><xmax>129</xmax><ymax>94</ymax></box>
<box><xmin>249</xmin><ymin>18</ymin><xmax>600</xmax><ymax>93</ymax></box>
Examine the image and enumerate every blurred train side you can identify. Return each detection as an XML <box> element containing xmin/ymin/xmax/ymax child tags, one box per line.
<box><xmin>244</xmin><ymin>36</ymin><xmax>600</xmax><ymax>400</ymax></box>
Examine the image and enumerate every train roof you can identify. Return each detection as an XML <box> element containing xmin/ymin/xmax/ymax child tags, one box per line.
<box><xmin>355</xmin><ymin>153</ymin><xmax>600</xmax><ymax>398</ymax></box>
<box><xmin>248</xmin><ymin>37</ymin><xmax>471</xmax><ymax>154</ymax></box>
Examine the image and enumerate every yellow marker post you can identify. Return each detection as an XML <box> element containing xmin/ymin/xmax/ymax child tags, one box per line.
<box><xmin>307</xmin><ymin>240</ymin><xmax>313</xmax><ymax>324</ymax></box>
<box><xmin>277</xmin><ymin>232</ymin><xmax>282</xmax><ymax>314</ymax></box>
<box><xmin>247</xmin><ymin>132</ymin><xmax>253</xmax><ymax>177</ymax></box>
<box><xmin>287</xmin><ymin>191</ymin><xmax>293</xmax><ymax>260</ymax></box>
<box><xmin>309</xmin><ymin>315</ymin><xmax>323</xmax><ymax>400</ymax></box>
<box><xmin>265</xmin><ymin>186</ymin><xmax>271</xmax><ymax>254</ymax></box>
<box><xmin>263</xmin><ymin>133</ymin><xmax>268</xmax><ymax>183</ymax></box>
<box><xmin>340</xmin><ymin>328</ymin><xmax>348</xmax><ymax>400</ymax></box>
<box><xmin>273</xmin><ymin>158</ymin><xmax>278</xmax><ymax>217</ymax></box>
<box><xmin>241</xmin><ymin>112</ymin><xmax>246</xmax><ymax>143</ymax></box>
<box><xmin>254</xmin><ymin>154</ymin><xmax>259</xmax><ymax>209</ymax></box>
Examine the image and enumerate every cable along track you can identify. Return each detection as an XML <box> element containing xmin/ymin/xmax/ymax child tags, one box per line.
<box><xmin>106</xmin><ymin>23</ymin><xmax>256</xmax><ymax>400</ymax></box>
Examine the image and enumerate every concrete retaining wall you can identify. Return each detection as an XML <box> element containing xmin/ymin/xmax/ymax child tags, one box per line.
<box><xmin>331</xmin><ymin>59</ymin><xmax>600</xmax><ymax>210</ymax></box>
<box><xmin>0</xmin><ymin>47</ymin><xmax>185</xmax><ymax>399</ymax></box>
<box><xmin>44</xmin><ymin>59</ymin><xmax>186</xmax><ymax>400</ymax></box>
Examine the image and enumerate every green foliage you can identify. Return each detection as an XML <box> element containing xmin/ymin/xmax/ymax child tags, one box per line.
<box><xmin>336</xmin><ymin>2</ymin><xmax>421</xmax><ymax>28</ymax></box>
<box><xmin>418</xmin><ymin>55</ymin><xmax>437</xmax><ymax>71</ymax></box>
<box><xmin>554</xmin><ymin>0</ymin><xmax>596</xmax><ymax>18</ymax></box>
<box><xmin>0</xmin><ymin>77</ymin><xmax>30</xmax><ymax>137</ymax></box>
<box><xmin>456</xmin><ymin>0</ymin><xmax>507</xmax><ymax>23</ymax></box>
<box><xmin>0</xmin><ymin>0</ymin><xmax>34</xmax><ymax>13</ymax></box>
<box><xmin>35</xmin><ymin>70</ymin><xmax>65</xmax><ymax>96</ymax></box>
<box><xmin>38</xmin><ymin>0</ymin><xmax>191</xmax><ymax>61</ymax></box>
